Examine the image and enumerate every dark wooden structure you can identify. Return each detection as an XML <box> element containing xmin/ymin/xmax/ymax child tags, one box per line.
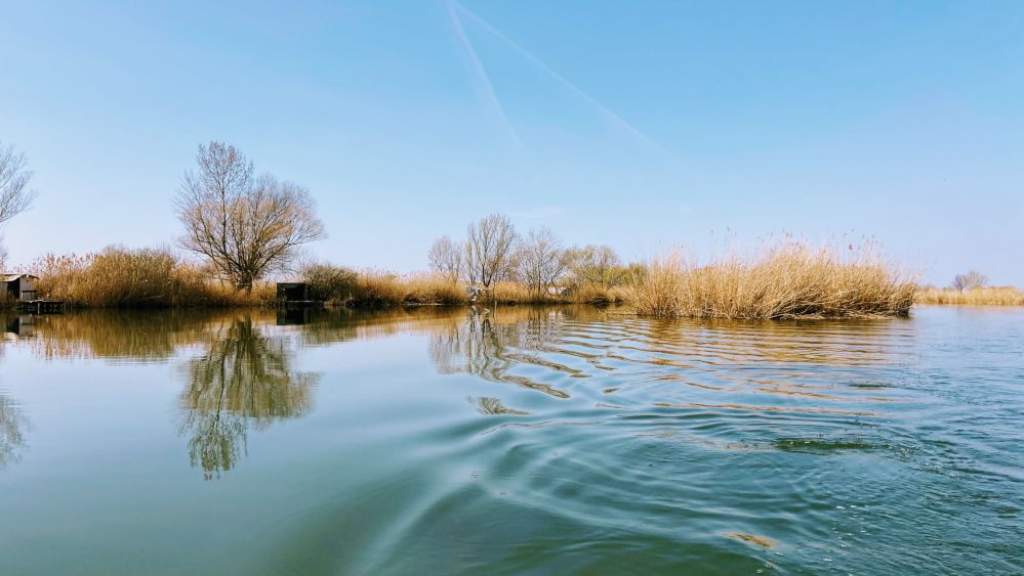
<box><xmin>276</xmin><ymin>282</ymin><xmax>322</xmax><ymax>310</ymax></box>
<box><xmin>277</xmin><ymin>282</ymin><xmax>309</xmax><ymax>301</ymax></box>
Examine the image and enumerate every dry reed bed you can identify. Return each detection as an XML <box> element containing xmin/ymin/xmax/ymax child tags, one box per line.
<box><xmin>629</xmin><ymin>245</ymin><xmax>915</xmax><ymax>319</ymax></box>
<box><xmin>22</xmin><ymin>244</ymin><xmax>928</xmax><ymax>318</ymax></box>
<box><xmin>915</xmin><ymin>287</ymin><xmax>1024</xmax><ymax>306</ymax></box>
<box><xmin>25</xmin><ymin>249</ymin><xmax>625</xmax><ymax>310</ymax></box>
<box><xmin>32</xmin><ymin>248</ymin><xmax>272</xmax><ymax>308</ymax></box>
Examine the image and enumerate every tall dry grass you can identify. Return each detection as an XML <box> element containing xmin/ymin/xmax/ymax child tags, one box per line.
<box><xmin>630</xmin><ymin>243</ymin><xmax>915</xmax><ymax>319</ymax></box>
<box><xmin>310</xmin><ymin>273</ymin><xmax>625</xmax><ymax>308</ymax></box>
<box><xmin>303</xmin><ymin>263</ymin><xmax>469</xmax><ymax>307</ymax></box>
<box><xmin>347</xmin><ymin>271</ymin><xmax>468</xmax><ymax>307</ymax></box>
<box><xmin>570</xmin><ymin>283</ymin><xmax>630</xmax><ymax>305</ymax></box>
<box><xmin>915</xmin><ymin>287</ymin><xmax>1024</xmax><ymax>306</ymax></box>
<box><xmin>33</xmin><ymin>247</ymin><xmax>272</xmax><ymax>308</ymax></box>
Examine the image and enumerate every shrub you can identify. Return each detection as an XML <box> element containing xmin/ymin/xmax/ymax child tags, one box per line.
<box><xmin>302</xmin><ymin>263</ymin><xmax>359</xmax><ymax>303</ymax></box>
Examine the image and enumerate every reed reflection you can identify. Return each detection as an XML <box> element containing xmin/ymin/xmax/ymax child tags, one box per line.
<box><xmin>179</xmin><ymin>317</ymin><xmax>318</xmax><ymax>479</ymax></box>
<box><xmin>12</xmin><ymin>310</ymin><xmax>274</xmax><ymax>362</ymax></box>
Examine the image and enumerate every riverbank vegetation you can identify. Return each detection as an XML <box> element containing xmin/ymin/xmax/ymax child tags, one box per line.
<box><xmin>914</xmin><ymin>270</ymin><xmax>1024</xmax><ymax>306</ymax></box>
<box><xmin>915</xmin><ymin>286</ymin><xmax>1024</xmax><ymax>306</ymax></box>
<box><xmin>630</xmin><ymin>244</ymin><xmax>916</xmax><ymax>319</ymax></box>
<box><xmin>30</xmin><ymin>248</ymin><xmax>271</xmax><ymax>308</ymax></box>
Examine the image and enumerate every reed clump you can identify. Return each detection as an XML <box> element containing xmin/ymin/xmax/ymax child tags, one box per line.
<box><xmin>303</xmin><ymin>263</ymin><xmax>467</xmax><ymax>307</ymax></box>
<box><xmin>401</xmin><ymin>274</ymin><xmax>467</xmax><ymax>305</ymax></box>
<box><xmin>630</xmin><ymin>243</ymin><xmax>915</xmax><ymax>319</ymax></box>
<box><xmin>915</xmin><ymin>286</ymin><xmax>1024</xmax><ymax>306</ymax></box>
<box><xmin>33</xmin><ymin>247</ymin><xmax>272</xmax><ymax>308</ymax></box>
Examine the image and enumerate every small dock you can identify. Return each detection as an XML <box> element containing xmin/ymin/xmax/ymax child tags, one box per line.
<box><xmin>15</xmin><ymin>300</ymin><xmax>66</xmax><ymax>314</ymax></box>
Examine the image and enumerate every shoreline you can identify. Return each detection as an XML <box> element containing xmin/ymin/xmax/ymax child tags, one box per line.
<box><xmin>5</xmin><ymin>298</ymin><xmax>1021</xmax><ymax>320</ymax></box>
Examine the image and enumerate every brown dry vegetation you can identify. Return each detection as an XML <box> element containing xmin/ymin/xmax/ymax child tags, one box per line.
<box><xmin>915</xmin><ymin>286</ymin><xmax>1024</xmax><ymax>306</ymax></box>
<box><xmin>630</xmin><ymin>244</ymin><xmax>915</xmax><ymax>319</ymax></box>
<box><xmin>32</xmin><ymin>247</ymin><xmax>273</xmax><ymax>308</ymax></box>
<box><xmin>25</xmin><ymin>242</ymin><xmax>1020</xmax><ymax>318</ymax></box>
<box><xmin>302</xmin><ymin>263</ymin><xmax>625</xmax><ymax>308</ymax></box>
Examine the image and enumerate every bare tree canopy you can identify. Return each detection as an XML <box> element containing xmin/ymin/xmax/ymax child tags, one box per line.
<box><xmin>952</xmin><ymin>270</ymin><xmax>988</xmax><ymax>292</ymax></box>
<box><xmin>465</xmin><ymin>213</ymin><xmax>517</xmax><ymax>290</ymax></box>
<box><xmin>517</xmin><ymin>227</ymin><xmax>565</xmax><ymax>296</ymax></box>
<box><xmin>177</xmin><ymin>142</ymin><xmax>325</xmax><ymax>292</ymax></box>
<box><xmin>0</xmin><ymin>142</ymin><xmax>35</xmax><ymax>227</ymax></box>
<box><xmin>428</xmin><ymin>235</ymin><xmax>462</xmax><ymax>285</ymax></box>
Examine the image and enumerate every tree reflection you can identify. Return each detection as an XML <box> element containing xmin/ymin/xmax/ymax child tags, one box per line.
<box><xmin>429</xmin><ymin>308</ymin><xmax>572</xmax><ymax>399</ymax></box>
<box><xmin>179</xmin><ymin>317</ymin><xmax>317</xmax><ymax>479</ymax></box>
<box><xmin>0</xmin><ymin>393</ymin><xmax>26</xmax><ymax>468</ymax></box>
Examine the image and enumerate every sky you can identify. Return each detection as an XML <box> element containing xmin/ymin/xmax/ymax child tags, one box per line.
<box><xmin>1</xmin><ymin>0</ymin><xmax>1021</xmax><ymax>285</ymax></box>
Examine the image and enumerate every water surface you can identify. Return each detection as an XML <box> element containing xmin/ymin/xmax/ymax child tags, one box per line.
<box><xmin>1</xmin><ymin>306</ymin><xmax>1021</xmax><ymax>575</ymax></box>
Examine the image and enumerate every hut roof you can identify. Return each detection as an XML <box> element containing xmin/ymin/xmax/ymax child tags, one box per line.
<box><xmin>2</xmin><ymin>273</ymin><xmax>39</xmax><ymax>282</ymax></box>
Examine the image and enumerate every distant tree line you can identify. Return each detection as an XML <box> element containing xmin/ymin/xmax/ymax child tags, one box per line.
<box><xmin>428</xmin><ymin>212</ymin><xmax>639</xmax><ymax>299</ymax></box>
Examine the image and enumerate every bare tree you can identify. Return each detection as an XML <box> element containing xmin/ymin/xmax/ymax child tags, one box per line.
<box><xmin>177</xmin><ymin>142</ymin><xmax>325</xmax><ymax>293</ymax></box>
<box><xmin>464</xmin><ymin>213</ymin><xmax>517</xmax><ymax>290</ymax></box>
<box><xmin>428</xmin><ymin>235</ymin><xmax>462</xmax><ymax>285</ymax></box>
<box><xmin>952</xmin><ymin>270</ymin><xmax>988</xmax><ymax>292</ymax></box>
<box><xmin>517</xmin><ymin>227</ymin><xmax>565</xmax><ymax>296</ymax></box>
<box><xmin>0</xmin><ymin>142</ymin><xmax>35</xmax><ymax>227</ymax></box>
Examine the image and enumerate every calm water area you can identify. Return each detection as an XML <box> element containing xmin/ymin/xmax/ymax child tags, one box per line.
<box><xmin>1</xmin><ymin>306</ymin><xmax>1021</xmax><ymax>575</ymax></box>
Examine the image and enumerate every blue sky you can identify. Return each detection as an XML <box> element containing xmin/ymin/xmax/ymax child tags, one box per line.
<box><xmin>1</xmin><ymin>0</ymin><xmax>1021</xmax><ymax>285</ymax></box>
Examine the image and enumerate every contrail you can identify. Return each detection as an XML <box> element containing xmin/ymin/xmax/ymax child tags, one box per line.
<box><xmin>451</xmin><ymin>0</ymin><xmax>669</xmax><ymax>156</ymax></box>
<box><xmin>445</xmin><ymin>0</ymin><xmax>521</xmax><ymax>146</ymax></box>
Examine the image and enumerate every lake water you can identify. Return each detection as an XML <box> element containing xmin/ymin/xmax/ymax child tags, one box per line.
<box><xmin>1</xmin><ymin>306</ymin><xmax>1021</xmax><ymax>575</ymax></box>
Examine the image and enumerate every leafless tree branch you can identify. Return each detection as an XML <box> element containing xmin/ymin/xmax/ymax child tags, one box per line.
<box><xmin>176</xmin><ymin>142</ymin><xmax>325</xmax><ymax>292</ymax></box>
<box><xmin>0</xmin><ymin>142</ymin><xmax>36</xmax><ymax>227</ymax></box>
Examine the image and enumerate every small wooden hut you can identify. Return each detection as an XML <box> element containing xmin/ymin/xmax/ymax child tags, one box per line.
<box><xmin>2</xmin><ymin>274</ymin><xmax>39</xmax><ymax>302</ymax></box>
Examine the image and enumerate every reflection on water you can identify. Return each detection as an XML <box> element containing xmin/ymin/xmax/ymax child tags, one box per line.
<box><xmin>2</xmin><ymin>310</ymin><xmax>319</xmax><ymax>478</ymax></box>
<box><xmin>1</xmin><ymin>306</ymin><xmax>1022</xmax><ymax>575</ymax></box>
<box><xmin>179</xmin><ymin>317</ymin><xmax>317</xmax><ymax>479</ymax></box>
<box><xmin>4</xmin><ymin>315</ymin><xmax>35</xmax><ymax>338</ymax></box>
<box><xmin>0</xmin><ymin>394</ymin><xmax>25</xmax><ymax>468</ymax></box>
<box><xmin>430</xmin><ymin>308</ymin><xmax>584</xmax><ymax>399</ymax></box>
<box><xmin>474</xmin><ymin>396</ymin><xmax>529</xmax><ymax>416</ymax></box>
<box><xmin>8</xmin><ymin>310</ymin><xmax>244</xmax><ymax>362</ymax></box>
<box><xmin>0</xmin><ymin>320</ymin><xmax>27</xmax><ymax>467</ymax></box>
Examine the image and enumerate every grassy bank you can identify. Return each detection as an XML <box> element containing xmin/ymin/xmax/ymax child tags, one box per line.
<box><xmin>915</xmin><ymin>287</ymin><xmax>1024</xmax><ymax>306</ymax></box>
<box><xmin>22</xmin><ymin>250</ymin><xmax>626</xmax><ymax>309</ymax></box>
<box><xmin>302</xmin><ymin>264</ymin><xmax>627</xmax><ymax>308</ymax></box>
<box><xmin>629</xmin><ymin>244</ymin><xmax>915</xmax><ymax>319</ymax></box>
<box><xmin>31</xmin><ymin>248</ymin><xmax>273</xmax><ymax>308</ymax></box>
<box><xmin>26</xmin><ymin>244</ymin><xmax>1018</xmax><ymax>318</ymax></box>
